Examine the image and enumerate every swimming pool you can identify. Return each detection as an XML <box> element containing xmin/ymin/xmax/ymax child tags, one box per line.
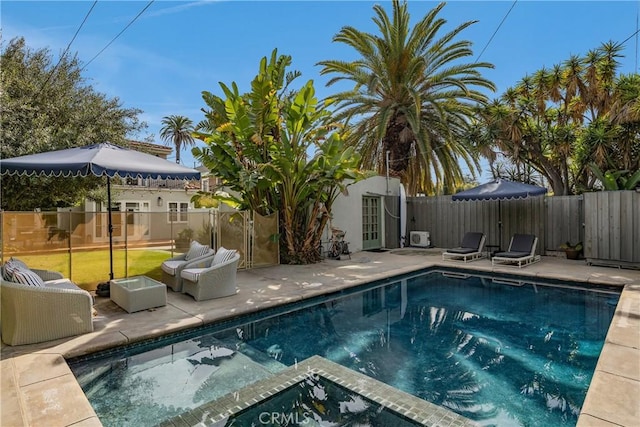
<box><xmin>68</xmin><ymin>268</ymin><xmax>620</xmax><ymax>426</ymax></box>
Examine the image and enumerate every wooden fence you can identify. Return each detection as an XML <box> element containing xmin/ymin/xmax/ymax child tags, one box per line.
<box><xmin>584</xmin><ymin>191</ymin><xmax>640</xmax><ymax>268</ymax></box>
<box><xmin>407</xmin><ymin>196</ymin><xmax>547</xmax><ymax>254</ymax></box>
<box><xmin>406</xmin><ymin>191</ymin><xmax>640</xmax><ymax>268</ymax></box>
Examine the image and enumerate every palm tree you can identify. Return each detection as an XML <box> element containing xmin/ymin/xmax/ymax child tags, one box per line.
<box><xmin>159</xmin><ymin>115</ymin><xmax>195</xmax><ymax>164</ymax></box>
<box><xmin>317</xmin><ymin>0</ymin><xmax>495</xmax><ymax>195</ymax></box>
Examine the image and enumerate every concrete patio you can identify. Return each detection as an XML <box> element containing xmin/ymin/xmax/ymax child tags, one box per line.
<box><xmin>1</xmin><ymin>249</ymin><xmax>639</xmax><ymax>426</ymax></box>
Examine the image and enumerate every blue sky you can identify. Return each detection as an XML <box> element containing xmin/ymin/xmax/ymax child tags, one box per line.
<box><xmin>2</xmin><ymin>1</ymin><xmax>639</xmax><ymax>179</ymax></box>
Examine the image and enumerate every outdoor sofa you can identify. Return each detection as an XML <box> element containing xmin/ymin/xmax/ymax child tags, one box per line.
<box><xmin>161</xmin><ymin>241</ymin><xmax>214</xmax><ymax>292</ymax></box>
<box><xmin>492</xmin><ymin>234</ymin><xmax>540</xmax><ymax>268</ymax></box>
<box><xmin>181</xmin><ymin>247</ymin><xmax>240</xmax><ymax>301</ymax></box>
<box><xmin>442</xmin><ymin>232</ymin><xmax>486</xmax><ymax>262</ymax></box>
<box><xmin>1</xmin><ymin>259</ymin><xmax>93</xmax><ymax>346</ymax></box>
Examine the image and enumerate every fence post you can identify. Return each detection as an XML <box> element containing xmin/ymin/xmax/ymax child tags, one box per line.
<box><xmin>170</xmin><ymin>214</ymin><xmax>174</xmax><ymax>257</ymax></box>
<box><xmin>67</xmin><ymin>209</ymin><xmax>73</xmax><ymax>281</ymax></box>
<box><xmin>124</xmin><ymin>214</ymin><xmax>128</xmax><ymax>278</ymax></box>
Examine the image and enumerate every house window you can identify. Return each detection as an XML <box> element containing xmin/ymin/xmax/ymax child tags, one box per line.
<box><xmin>168</xmin><ymin>202</ymin><xmax>188</xmax><ymax>223</ymax></box>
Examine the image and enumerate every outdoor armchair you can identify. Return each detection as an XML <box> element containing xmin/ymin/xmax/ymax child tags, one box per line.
<box><xmin>1</xmin><ymin>269</ymin><xmax>94</xmax><ymax>346</ymax></box>
<box><xmin>492</xmin><ymin>234</ymin><xmax>540</xmax><ymax>268</ymax></box>
<box><xmin>161</xmin><ymin>241</ymin><xmax>214</xmax><ymax>292</ymax></box>
<box><xmin>442</xmin><ymin>232</ymin><xmax>486</xmax><ymax>262</ymax></box>
<box><xmin>181</xmin><ymin>249</ymin><xmax>240</xmax><ymax>301</ymax></box>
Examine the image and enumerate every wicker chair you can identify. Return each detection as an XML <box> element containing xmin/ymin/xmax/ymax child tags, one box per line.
<box><xmin>181</xmin><ymin>252</ymin><xmax>240</xmax><ymax>301</ymax></box>
<box><xmin>1</xmin><ymin>269</ymin><xmax>94</xmax><ymax>346</ymax></box>
<box><xmin>161</xmin><ymin>245</ymin><xmax>215</xmax><ymax>292</ymax></box>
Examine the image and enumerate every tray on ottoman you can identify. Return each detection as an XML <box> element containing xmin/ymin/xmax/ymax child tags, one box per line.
<box><xmin>110</xmin><ymin>276</ymin><xmax>167</xmax><ymax>313</ymax></box>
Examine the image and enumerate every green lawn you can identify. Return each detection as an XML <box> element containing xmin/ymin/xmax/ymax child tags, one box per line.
<box><xmin>14</xmin><ymin>249</ymin><xmax>172</xmax><ymax>290</ymax></box>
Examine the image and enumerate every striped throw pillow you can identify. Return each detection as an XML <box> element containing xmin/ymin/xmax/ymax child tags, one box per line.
<box><xmin>212</xmin><ymin>247</ymin><xmax>237</xmax><ymax>265</ymax></box>
<box><xmin>12</xmin><ymin>268</ymin><xmax>44</xmax><ymax>287</ymax></box>
<box><xmin>3</xmin><ymin>258</ymin><xmax>29</xmax><ymax>281</ymax></box>
<box><xmin>184</xmin><ymin>241</ymin><xmax>210</xmax><ymax>261</ymax></box>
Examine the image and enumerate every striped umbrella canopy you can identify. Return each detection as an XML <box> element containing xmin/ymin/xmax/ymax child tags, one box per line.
<box><xmin>452</xmin><ymin>179</ymin><xmax>547</xmax><ymax>249</ymax></box>
<box><xmin>0</xmin><ymin>142</ymin><xmax>201</xmax><ymax>280</ymax></box>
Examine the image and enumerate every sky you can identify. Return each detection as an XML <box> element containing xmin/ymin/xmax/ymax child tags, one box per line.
<box><xmin>2</xmin><ymin>0</ymin><xmax>639</xmax><ymax>180</ymax></box>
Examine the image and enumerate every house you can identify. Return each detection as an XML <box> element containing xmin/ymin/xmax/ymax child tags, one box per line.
<box><xmin>328</xmin><ymin>175</ymin><xmax>402</xmax><ymax>253</ymax></box>
<box><xmin>79</xmin><ymin>140</ymin><xmax>205</xmax><ymax>245</ymax></box>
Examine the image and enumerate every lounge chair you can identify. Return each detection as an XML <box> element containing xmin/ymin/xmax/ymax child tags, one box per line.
<box><xmin>442</xmin><ymin>232</ymin><xmax>486</xmax><ymax>262</ymax></box>
<box><xmin>492</xmin><ymin>234</ymin><xmax>540</xmax><ymax>268</ymax></box>
<box><xmin>181</xmin><ymin>248</ymin><xmax>240</xmax><ymax>301</ymax></box>
<box><xmin>161</xmin><ymin>241</ymin><xmax>214</xmax><ymax>292</ymax></box>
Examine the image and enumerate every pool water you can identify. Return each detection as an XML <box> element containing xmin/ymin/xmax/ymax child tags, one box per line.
<box><xmin>69</xmin><ymin>269</ymin><xmax>619</xmax><ymax>426</ymax></box>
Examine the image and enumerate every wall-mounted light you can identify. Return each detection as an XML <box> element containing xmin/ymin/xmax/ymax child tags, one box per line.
<box><xmin>157</xmin><ymin>196</ymin><xmax>163</xmax><ymax>207</ymax></box>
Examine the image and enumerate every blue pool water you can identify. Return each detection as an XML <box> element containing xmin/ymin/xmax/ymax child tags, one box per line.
<box><xmin>69</xmin><ymin>269</ymin><xmax>619</xmax><ymax>426</ymax></box>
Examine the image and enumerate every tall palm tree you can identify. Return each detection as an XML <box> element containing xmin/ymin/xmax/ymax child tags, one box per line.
<box><xmin>318</xmin><ymin>0</ymin><xmax>495</xmax><ymax>195</ymax></box>
<box><xmin>159</xmin><ymin>115</ymin><xmax>195</xmax><ymax>164</ymax></box>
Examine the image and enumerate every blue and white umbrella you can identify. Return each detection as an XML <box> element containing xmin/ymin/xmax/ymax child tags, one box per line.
<box><xmin>0</xmin><ymin>142</ymin><xmax>201</xmax><ymax>280</ymax></box>
<box><xmin>452</xmin><ymin>178</ymin><xmax>547</xmax><ymax>249</ymax></box>
<box><xmin>452</xmin><ymin>178</ymin><xmax>547</xmax><ymax>201</ymax></box>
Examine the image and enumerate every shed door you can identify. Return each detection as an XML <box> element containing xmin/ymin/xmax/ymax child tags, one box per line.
<box><xmin>362</xmin><ymin>196</ymin><xmax>381</xmax><ymax>250</ymax></box>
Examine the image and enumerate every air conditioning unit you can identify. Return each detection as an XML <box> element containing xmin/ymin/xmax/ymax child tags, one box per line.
<box><xmin>410</xmin><ymin>231</ymin><xmax>430</xmax><ymax>248</ymax></box>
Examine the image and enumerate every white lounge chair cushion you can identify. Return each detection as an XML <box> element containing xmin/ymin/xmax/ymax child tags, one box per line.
<box><xmin>184</xmin><ymin>241</ymin><xmax>210</xmax><ymax>261</ymax></box>
<box><xmin>12</xmin><ymin>268</ymin><xmax>44</xmax><ymax>287</ymax></box>
<box><xmin>181</xmin><ymin>268</ymin><xmax>207</xmax><ymax>283</ymax></box>
<box><xmin>161</xmin><ymin>260</ymin><xmax>186</xmax><ymax>276</ymax></box>
<box><xmin>212</xmin><ymin>247</ymin><xmax>237</xmax><ymax>266</ymax></box>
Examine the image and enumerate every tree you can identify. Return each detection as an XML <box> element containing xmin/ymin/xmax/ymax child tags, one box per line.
<box><xmin>472</xmin><ymin>42</ymin><xmax>640</xmax><ymax>195</ymax></box>
<box><xmin>192</xmin><ymin>49</ymin><xmax>371</xmax><ymax>264</ymax></box>
<box><xmin>159</xmin><ymin>115</ymin><xmax>195</xmax><ymax>164</ymax></box>
<box><xmin>0</xmin><ymin>37</ymin><xmax>146</xmax><ymax>210</ymax></box>
<box><xmin>318</xmin><ymin>0</ymin><xmax>495</xmax><ymax>195</ymax></box>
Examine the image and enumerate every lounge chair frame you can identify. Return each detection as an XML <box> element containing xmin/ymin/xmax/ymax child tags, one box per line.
<box><xmin>492</xmin><ymin>235</ymin><xmax>541</xmax><ymax>268</ymax></box>
<box><xmin>442</xmin><ymin>233</ymin><xmax>486</xmax><ymax>263</ymax></box>
<box><xmin>181</xmin><ymin>253</ymin><xmax>241</xmax><ymax>301</ymax></box>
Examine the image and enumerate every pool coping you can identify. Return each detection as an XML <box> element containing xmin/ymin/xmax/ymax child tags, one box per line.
<box><xmin>1</xmin><ymin>251</ymin><xmax>639</xmax><ymax>426</ymax></box>
<box><xmin>159</xmin><ymin>355</ymin><xmax>479</xmax><ymax>427</ymax></box>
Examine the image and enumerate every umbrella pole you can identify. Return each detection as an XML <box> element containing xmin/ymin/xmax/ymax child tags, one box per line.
<box><xmin>498</xmin><ymin>200</ymin><xmax>503</xmax><ymax>250</ymax></box>
<box><xmin>107</xmin><ymin>176</ymin><xmax>114</xmax><ymax>281</ymax></box>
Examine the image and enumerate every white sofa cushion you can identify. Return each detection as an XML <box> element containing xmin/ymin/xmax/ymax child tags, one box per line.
<box><xmin>161</xmin><ymin>260</ymin><xmax>185</xmax><ymax>276</ymax></box>
<box><xmin>181</xmin><ymin>268</ymin><xmax>207</xmax><ymax>283</ymax></box>
<box><xmin>43</xmin><ymin>278</ymin><xmax>82</xmax><ymax>290</ymax></box>
<box><xmin>185</xmin><ymin>241</ymin><xmax>210</xmax><ymax>261</ymax></box>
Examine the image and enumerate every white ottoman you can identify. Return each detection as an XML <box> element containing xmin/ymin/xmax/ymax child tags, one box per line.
<box><xmin>110</xmin><ymin>276</ymin><xmax>167</xmax><ymax>313</ymax></box>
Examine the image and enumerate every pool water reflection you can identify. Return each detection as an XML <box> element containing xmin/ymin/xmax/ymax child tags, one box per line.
<box><xmin>69</xmin><ymin>269</ymin><xmax>619</xmax><ymax>426</ymax></box>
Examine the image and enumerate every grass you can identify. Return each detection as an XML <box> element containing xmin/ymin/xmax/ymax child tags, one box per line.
<box><xmin>13</xmin><ymin>248</ymin><xmax>172</xmax><ymax>290</ymax></box>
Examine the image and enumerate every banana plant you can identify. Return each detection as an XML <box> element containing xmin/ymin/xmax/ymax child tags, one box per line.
<box><xmin>589</xmin><ymin>163</ymin><xmax>640</xmax><ymax>190</ymax></box>
<box><xmin>192</xmin><ymin>49</ymin><xmax>371</xmax><ymax>263</ymax></box>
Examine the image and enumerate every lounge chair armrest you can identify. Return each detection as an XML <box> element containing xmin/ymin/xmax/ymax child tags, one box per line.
<box><xmin>197</xmin><ymin>255</ymin><xmax>240</xmax><ymax>281</ymax></box>
<box><xmin>184</xmin><ymin>254</ymin><xmax>215</xmax><ymax>269</ymax></box>
<box><xmin>164</xmin><ymin>253</ymin><xmax>189</xmax><ymax>262</ymax></box>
